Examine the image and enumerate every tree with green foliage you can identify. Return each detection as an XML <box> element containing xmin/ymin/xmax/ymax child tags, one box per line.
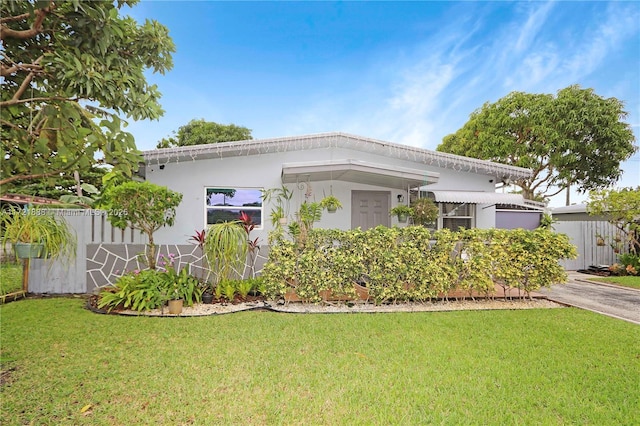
<box><xmin>0</xmin><ymin>0</ymin><xmax>175</xmax><ymax>191</ymax></box>
<box><xmin>437</xmin><ymin>85</ymin><xmax>637</xmax><ymax>202</ymax></box>
<box><xmin>587</xmin><ymin>187</ymin><xmax>640</xmax><ymax>255</ymax></box>
<box><xmin>156</xmin><ymin>119</ymin><xmax>253</xmax><ymax>148</ymax></box>
<box><xmin>102</xmin><ymin>182</ymin><xmax>183</xmax><ymax>270</ymax></box>
<box><xmin>10</xmin><ymin>166</ymin><xmax>106</xmax><ymax>203</ymax></box>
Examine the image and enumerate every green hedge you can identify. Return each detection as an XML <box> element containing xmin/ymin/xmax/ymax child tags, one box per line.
<box><xmin>261</xmin><ymin>227</ymin><xmax>577</xmax><ymax>304</ymax></box>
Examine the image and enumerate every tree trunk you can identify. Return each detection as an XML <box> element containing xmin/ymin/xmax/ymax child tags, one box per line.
<box><xmin>521</xmin><ymin>187</ymin><xmax>534</xmax><ymax>200</ymax></box>
<box><xmin>147</xmin><ymin>234</ymin><xmax>156</xmax><ymax>270</ymax></box>
<box><xmin>74</xmin><ymin>171</ymin><xmax>82</xmax><ymax>197</ymax></box>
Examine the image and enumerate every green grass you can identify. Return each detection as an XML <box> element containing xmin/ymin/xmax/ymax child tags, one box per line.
<box><xmin>1</xmin><ymin>299</ymin><xmax>639</xmax><ymax>425</ymax></box>
<box><xmin>0</xmin><ymin>262</ymin><xmax>22</xmax><ymax>295</ymax></box>
<box><xmin>593</xmin><ymin>275</ymin><xmax>640</xmax><ymax>289</ymax></box>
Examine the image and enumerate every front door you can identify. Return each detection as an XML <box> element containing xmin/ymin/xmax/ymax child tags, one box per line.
<box><xmin>351</xmin><ymin>190</ymin><xmax>390</xmax><ymax>230</ymax></box>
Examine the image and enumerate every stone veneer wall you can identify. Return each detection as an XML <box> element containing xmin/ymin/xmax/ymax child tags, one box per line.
<box><xmin>86</xmin><ymin>244</ymin><xmax>269</xmax><ymax>292</ymax></box>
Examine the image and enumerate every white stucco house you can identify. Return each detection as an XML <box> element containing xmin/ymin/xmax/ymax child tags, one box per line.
<box><xmin>141</xmin><ymin>132</ymin><xmax>542</xmax><ymax>244</ymax></box>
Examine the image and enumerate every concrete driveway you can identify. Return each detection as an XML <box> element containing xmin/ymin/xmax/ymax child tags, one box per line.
<box><xmin>539</xmin><ymin>272</ymin><xmax>640</xmax><ymax>325</ymax></box>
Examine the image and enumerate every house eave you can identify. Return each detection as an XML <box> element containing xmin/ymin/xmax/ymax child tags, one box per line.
<box><xmin>142</xmin><ymin>132</ymin><xmax>533</xmax><ymax>181</ymax></box>
<box><xmin>281</xmin><ymin>159</ymin><xmax>439</xmax><ymax>190</ymax></box>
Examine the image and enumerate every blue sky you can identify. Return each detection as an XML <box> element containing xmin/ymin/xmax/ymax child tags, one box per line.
<box><xmin>124</xmin><ymin>1</ymin><xmax>639</xmax><ymax>206</ymax></box>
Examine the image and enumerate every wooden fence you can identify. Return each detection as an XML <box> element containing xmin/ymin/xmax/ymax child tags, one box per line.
<box><xmin>554</xmin><ymin>220</ymin><xmax>627</xmax><ymax>271</ymax></box>
<box><xmin>28</xmin><ymin>210</ymin><xmax>145</xmax><ymax>293</ymax></box>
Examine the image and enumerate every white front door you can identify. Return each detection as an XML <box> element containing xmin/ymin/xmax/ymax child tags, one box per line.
<box><xmin>351</xmin><ymin>190</ymin><xmax>390</xmax><ymax>230</ymax></box>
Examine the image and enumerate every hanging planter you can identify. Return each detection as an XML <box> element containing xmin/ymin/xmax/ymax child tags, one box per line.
<box><xmin>390</xmin><ymin>205</ymin><xmax>413</xmax><ymax>224</ymax></box>
<box><xmin>14</xmin><ymin>242</ymin><xmax>45</xmax><ymax>259</ymax></box>
<box><xmin>319</xmin><ymin>195</ymin><xmax>343</xmax><ymax>214</ymax></box>
<box><xmin>596</xmin><ymin>236</ymin><xmax>606</xmax><ymax>246</ymax></box>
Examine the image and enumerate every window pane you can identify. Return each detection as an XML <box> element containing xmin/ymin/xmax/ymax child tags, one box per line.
<box><xmin>443</xmin><ymin>218</ymin><xmax>471</xmax><ymax>231</ymax></box>
<box><xmin>207</xmin><ymin>208</ymin><xmax>262</xmax><ymax>226</ymax></box>
<box><xmin>206</xmin><ymin>188</ymin><xmax>262</xmax><ymax>207</ymax></box>
<box><xmin>442</xmin><ymin>203</ymin><xmax>471</xmax><ymax>216</ymax></box>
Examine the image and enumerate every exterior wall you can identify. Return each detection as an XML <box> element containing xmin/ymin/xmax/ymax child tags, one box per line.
<box><xmin>476</xmin><ymin>204</ymin><xmax>496</xmax><ymax>229</ymax></box>
<box><xmin>495</xmin><ymin>210</ymin><xmax>542</xmax><ymax>230</ymax></box>
<box><xmin>145</xmin><ymin>145</ymin><xmax>498</xmax><ymax>242</ymax></box>
<box><xmin>552</xmin><ymin>212</ymin><xmax>593</xmax><ymax>222</ymax></box>
<box><xmin>27</xmin><ymin>210</ymin><xmax>145</xmax><ymax>294</ymax></box>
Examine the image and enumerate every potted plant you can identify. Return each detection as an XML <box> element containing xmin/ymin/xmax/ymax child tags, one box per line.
<box><xmin>167</xmin><ymin>291</ymin><xmax>183</xmax><ymax>314</ymax></box>
<box><xmin>319</xmin><ymin>195</ymin><xmax>343</xmax><ymax>213</ymax></box>
<box><xmin>410</xmin><ymin>198</ymin><xmax>439</xmax><ymax>227</ymax></box>
<box><xmin>390</xmin><ymin>205</ymin><xmax>413</xmax><ymax>223</ymax></box>
<box><xmin>204</xmin><ymin>221</ymin><xmax>248</xmax><ymax>291</ymax></box>
<box><xmin>262</xmin><ymin>185</ymin><xmax>293</xmax><ymax>226</ymax></box>
<box><xmin>1</xmin><ymin>206</ymin><xmax>76</xmax><ymax>262</ymax></box>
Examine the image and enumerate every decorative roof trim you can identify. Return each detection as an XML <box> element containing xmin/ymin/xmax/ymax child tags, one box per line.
<box><xmin>142</xmin><ymin>132</ymin><xmax>532</xmax><ymax>180</ymax></box>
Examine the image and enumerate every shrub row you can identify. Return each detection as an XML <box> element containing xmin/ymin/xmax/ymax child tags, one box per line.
<box><xmin>261</xmin><ymin>227</ymin><xmax>577</xmax><ymax>304</ymax></box>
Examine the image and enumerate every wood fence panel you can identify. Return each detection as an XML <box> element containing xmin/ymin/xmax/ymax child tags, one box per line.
<box><xmin>555</xmin><ymin>220</ymin><xmax>623</xmax><ymax>271</ymax></box>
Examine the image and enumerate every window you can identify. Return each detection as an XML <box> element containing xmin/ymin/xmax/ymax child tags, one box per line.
<box><xmin>440</xmin><ymin>203</ymin><xmax>474</xmax><ymax>231</ymax></box>
<box><xmin>205</xmin><ymin>188</ymin><xmax>262</xmax><ymax>228</ymax></box>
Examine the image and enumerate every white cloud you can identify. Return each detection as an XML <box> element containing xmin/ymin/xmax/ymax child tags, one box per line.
<box><xmin>562</xmin><ymin>4</ymin><xmax>639</xmax><ymax>82</ymax></box>
<box><xmin>513</xmin><ymin>1</ymin><xmax>556</xmax><ymax>53</ymax></box>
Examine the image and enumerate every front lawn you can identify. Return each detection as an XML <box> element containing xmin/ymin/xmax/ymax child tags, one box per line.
<box><xmin>1</xmin><ymin>299</ymin><xmax>639</xmax><ymax>425</ymax></box>
<box><xmin>0</xmin><ymin>262</ymin><xmax>22</xmax><ymax>296</ymax></box>
<box><xmin>593</xmin><ymin>275</ymin><xmax>640</xmax><ymax>290</ymax></box>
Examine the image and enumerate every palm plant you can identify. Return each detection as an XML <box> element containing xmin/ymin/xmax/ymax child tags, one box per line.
<box><xmin>204</xmin><ymin>221</ymin><xmax>248</xmax><ymax>289</ymax></box>
<box><xmin>1</xmin><ymin>206</ymin><xmax>76</xmax><ymax>263</ymax></box>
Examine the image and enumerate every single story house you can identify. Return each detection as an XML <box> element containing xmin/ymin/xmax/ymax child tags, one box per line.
<box><xmin>141</xmin><ymin>132</ymin><xmax>542</xmax><ymax>244</ymax></box>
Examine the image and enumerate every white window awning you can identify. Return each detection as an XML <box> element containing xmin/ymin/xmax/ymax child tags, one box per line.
<box><xmin>428</xmin><ymin>191</ymin><xmax>527</xmax><ymax>206</ymax></box>
<box><xmin>282</xmin><ymin>159</ymin><xmax>439</xmax><ymax>190</ymax></box>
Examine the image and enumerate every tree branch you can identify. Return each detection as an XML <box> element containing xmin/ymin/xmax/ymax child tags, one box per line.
<box><xmin>0</xmin><ymin>119</ymin><xmax>24</xmax><ymax>132</ymax></box>
<box><xmin>0</xmin><ymin>11</ymin><xmax>32</xmax><ymax>25</ymax></box>
<box><xmin>0</xmin><ymin>153</ymin><xmax>84</xmax><ymax>187</ymax></box>
<box><xmin>9</xmin><ymin>56</ymin><xmax>44</xmax><ymax>103</ymax></box>
<box><xmin>0</xmin><ymin>62</ymin><xmax>43</xmax><ymax>77</ymax></box>
<box><xmin>0</xmin><ymin>5</ymin><xmax>52</xmax><ymax>41</ymax></box>
<box><xmin>0</xmin><ymin>95</ymin><xmax>81</xmax><ymax>108</ymax></box>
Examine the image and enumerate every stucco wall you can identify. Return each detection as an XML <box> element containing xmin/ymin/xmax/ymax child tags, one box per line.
<box><xmin>145</xmin><ymin>145</ymin><xmax>498</xmax><ymax>243</ymax></box>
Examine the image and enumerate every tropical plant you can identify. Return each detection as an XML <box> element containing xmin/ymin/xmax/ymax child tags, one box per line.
<box><xmin>587</xmin><ymin>186</ymin><xmax>640</xmax><ymax>254</ymax></box>
<box><xmin>538</xmin><ymin>213</ymin><xmax>556</xmax><ymax>230</ymax></box>
<box><xmin>98</xmin><ymin>269</ymin><xmax>167</xmax><ymax>313</ymax></box>
<box><xmin>173</xmin><ymin>265</ymin><xmax>201</xmax><ymax>303</ymax></box>
<box><xmin>291</xmin><ymin>201</ymin><xmax>323</xmax><ymax>248</ymax></box>
<box><xmin>319</xmin><ymin>195</ymin><xmax>343</xmax><ymax>212</ymax></box>
<box><xmin>262</xmin><ymin>185</ymin><xmax>293</xmax><ymax>226</ymax></box>
<box><xmin>188</xmin><ymin>229</ymin><xmax>207</xmax><ymax>282</ymax></box>
<box><xmin>221</xmin><ymin>279</ymin><xmax>237</xmax><ymax>302</ymax></box>
<box><xmin>100</xmin><ymin>181</ymin><xmax>183</xmax><ymax>269</ymax></box>
<box><xmin>97</xmin><ymin>264</ymin><xmax>201</xmax><ymax>312</ymax></box>
<box><xmin>0</xmin><ymin>206</ymin><xmax>76</xmax><ymax>263</ymax></box>
<box><xmin>410</xmin><ymin>198</ymin><xmax>438</xmax><ymax>226</ymax></box>
<box><xmin>238</xmin><ymin>212</ymin><xmax>261</xmax><ymax>278</ymax></box>
<box><xmin>390</xmin><ymin>205</ymin><xmax>413</xmax><ymax>221</ymax></box>
<box><xmin>204</xmin><ymin>221</ymin><xmax>248</xmax><ymax>286</ymax></box>
<box><xmin>236</xmin><ymin>279</ymin><xmax>254</xmax><ymax>299</ymax></box>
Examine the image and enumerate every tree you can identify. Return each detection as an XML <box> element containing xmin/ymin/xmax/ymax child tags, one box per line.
<box><xmin>156</xmin><ymin>119</ymin><xmax>252</xmax><ymax>148</ymax></box>
<box><xmin>1</xmin><ymin>0</ymin><xmax>175</xmax><ymax>191</ymax></box>
<box><xmin>102</xmin><ymin>181</ymin><xmax>183</xmax><ymax>270</ymax></box>
<box><xmin>437</xmin><ymin>85</ymin><xmax>637</xmax><ymax>201</ymax></box>
<box><xmin>587</xmin><ymin>187</ymin><xmax>640</xmax><ymax>255</ymax></box>
<box><xmin>11</xmin><ymin>166</ymin><xmax>107</xmax><ymax>202</ymax></box>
